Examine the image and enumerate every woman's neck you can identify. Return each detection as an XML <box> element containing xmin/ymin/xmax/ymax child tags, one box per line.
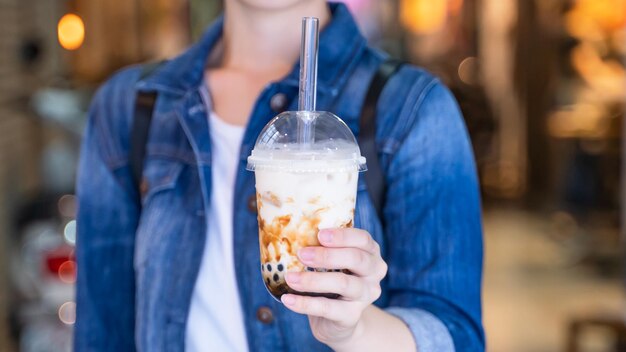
<box><xmin>221</xmin><ymin>1</ymin><xmax>330</xmax><ymax>74</ymax></box>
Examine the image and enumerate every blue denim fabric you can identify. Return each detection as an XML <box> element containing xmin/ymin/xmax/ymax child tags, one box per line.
<box><xmin>75</xmin><ymin>3</ymin><xmax>484</xmax><ymax>351</ymax></box>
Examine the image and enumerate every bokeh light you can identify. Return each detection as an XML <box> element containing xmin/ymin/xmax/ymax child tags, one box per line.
<box><xmin>448</xmin><ymin>0</ymin><xmax>464</xmax><ymax>15</ymax></box>
<box><xmin>57</xmin><ymin>14</ymin><xmax>85</xmax><ymax>50</ymax></box>
<box><xmin>63</xmin><ymin>220</ymin><xmax>76</xmax><ymax>245</ymax></box>
<box><xmin>58</xmin><ymin>194</ymin><xmax>77</xmax><ymax>218</ymax></box>
<box><xmin>58</xmin><ymin>260</ymin><xmax>76</xmax><ymax>284</ymax></box>
<box><xmin>548</xmin><ymin>104</ymin><xmax>608</xmax><ymax>139</ymax></box>
<box><xmin>400</xmin><ymin>0</ymin><xmax>448</xmax><ymax>35</ymax></box>
<box><xmin>58</xmin><ymin>301</ymin><xmax>76</xmax><ymax>325</ymax></box>
<box><xmin>458</xmin><ymin>56</ymin><xmax>479</xmax><ymax>85</ymax></box>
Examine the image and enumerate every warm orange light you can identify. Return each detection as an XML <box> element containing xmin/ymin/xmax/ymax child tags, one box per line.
<box><xmin>58</xmin><ymin>260</ymin><xmax>76</xmax><ymax>283</ymax></box>
<box><xmin>449</xmin><ymin>0</ymin><xmax>464</xmax><ymax>15</ymax></box>
<box><xmin>57</xmin><ymin>14</ymin><xmax>85</xmax><ymax>50</ymax></box>
<box><xmin>567</xmin><ymin>0</ymin><xmax>626</xmax><ymax>34</ymax></box>
<box><xmin>400</xmin><ymin>0</ymin><xmax>448</xmax><ymax>35</ymax></box>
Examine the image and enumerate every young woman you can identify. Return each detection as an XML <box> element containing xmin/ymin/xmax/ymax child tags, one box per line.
<box><xmin>75</xmin><ymin>1</ymin><xmax>484</xmax><ymax>351</ymax></box>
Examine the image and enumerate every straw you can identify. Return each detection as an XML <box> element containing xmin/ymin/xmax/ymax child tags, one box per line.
<box><xmin>297</xmin><ymin>17</ymin><xmax>320</xmax><ymax>146</ymax></box>
<box><xmin>298</xmin><ymin>17</ymin><xmax>319</xmax><ymax>112</ymax></box>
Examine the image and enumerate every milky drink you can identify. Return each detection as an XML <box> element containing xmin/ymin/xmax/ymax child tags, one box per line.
<box><xmin>254</xmin><ymin>154</ymin><xmax>358</xmax><ymax>299</ymax></box>
<box><xmin>247</xmin><ymin>111</ymin><xmax>366</xmax><ymax>301</ymax></box>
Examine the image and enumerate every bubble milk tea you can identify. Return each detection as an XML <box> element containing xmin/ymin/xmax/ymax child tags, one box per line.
<box><xmin>247</xmin><ymin>112</ymin><xmax>365</xmax><ymax>300</ymax></box>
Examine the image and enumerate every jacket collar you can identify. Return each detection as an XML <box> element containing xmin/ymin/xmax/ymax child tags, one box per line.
<box><xmin>136</xmin><ymin>2</ymin><xmax>366</xmax><ymax>96</ymax></box>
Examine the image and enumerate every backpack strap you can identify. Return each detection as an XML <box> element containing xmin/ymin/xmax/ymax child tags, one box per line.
<box><xmin>358</xmin><ymin>59</ymin><xmax>404</xmax><ymax>222</ymax></box>
<box><xmin>130</xmin><ymin>62</ymin><xmax>163</xmax><ymax>202</ymax></box>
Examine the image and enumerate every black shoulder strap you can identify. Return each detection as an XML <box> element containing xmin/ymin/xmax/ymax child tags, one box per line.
<box><xmin>130</xmin><ymin>62</ymin><xmax>162</xmax><ymax>201</ymax></box>
<box><xmin>358</xmin><ymin>59</ymin><xmax>404</xmax><ymax>221</ymax></box>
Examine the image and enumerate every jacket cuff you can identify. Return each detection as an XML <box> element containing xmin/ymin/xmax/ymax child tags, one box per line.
<box><xmin>385</xmin><ymin>307</ymin><xmax>455</xmax><ymax>352</ymax></box>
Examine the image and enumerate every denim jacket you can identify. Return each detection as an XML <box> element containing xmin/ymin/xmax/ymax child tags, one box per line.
<box><xmin>75</xmin><ymin>3</ymin><xmax>484</xmax><ymax>351</ymax></box>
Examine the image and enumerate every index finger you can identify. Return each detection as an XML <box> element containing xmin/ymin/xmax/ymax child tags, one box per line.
<box><xmin>317</xmin><ymin>228</ymin><xmax>380</xmax><ymax>254</ymax></box>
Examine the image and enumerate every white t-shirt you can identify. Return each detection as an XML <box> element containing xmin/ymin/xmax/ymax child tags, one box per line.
<box><xmin>185</xmin><ymin>87</ymin><xmax>249</xmax><ymax>352</ymax></box>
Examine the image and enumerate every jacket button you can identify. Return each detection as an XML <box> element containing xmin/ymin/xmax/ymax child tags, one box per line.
<box><xmin>140</xmin><ymin>177</ymin><xmax>149</xmax><ymax>197</ymax></box>
<box><xmin>248</xmin><ymin>194</ymin><xmax>257</xmax><ymax>213</ymax></box>
<box><xmin>270</xmin><ymin>93</ymin><xmax>288</xmax><ymax>112</ymax></box>
<box><xmin>256</xmin><ymin>306</ymin><xmax>274</xmax><ymax>324</ymax></box>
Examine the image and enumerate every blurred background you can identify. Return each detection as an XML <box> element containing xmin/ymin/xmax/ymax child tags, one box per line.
<box><xmin>0</xmin><ymin>0</ymin><xmax>624</xmax><ymax>351</ymax></box>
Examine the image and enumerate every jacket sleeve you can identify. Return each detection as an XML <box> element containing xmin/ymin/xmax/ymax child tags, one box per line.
<box><xmin>74</xmin><ymin>68</ymin><xmax>142</xmax><ymax>351</ymax></box>
<box><xmin>383</xmin><ymin>81</ymin><xmax>485</xmax><ymax>352</ymax></box>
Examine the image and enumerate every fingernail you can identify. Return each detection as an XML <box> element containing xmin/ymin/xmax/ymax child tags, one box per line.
<box><xmin>318</xmin><ymin>230</ymin><xmax>333</xmax><ymax>244</ymax></box>
<box><xmin>282</xmin><ymin>295</ymin><xmax>296</xmax><ymax>306</ymax></box>
<box><xmin>285</xmin><ymin>272</ymin><xmax>301</xmax><ymax>284</ymax></box>
<box><xmin>298</xmin><ymin>248</ymin><xmax>315</xmax><ymax>262</ymax></box>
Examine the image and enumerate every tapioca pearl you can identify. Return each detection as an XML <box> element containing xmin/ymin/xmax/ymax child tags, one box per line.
<box><xmin>306</xmin><ymin>267</ymin><xmax>315</xmax><ymax>272</ymax></box>
<box><xmin>261</xmin><ymin>264</ymin><xmax>265</xmax><ymax>271</ymax></box>
<box><xmin>265</xmin><ymin>277</ymin><xmax>270</xmax><ymax>285</ymax></box>
<box><xmin>267</xmin><ymin>263</ymin><xmax>272</xmax><ymax>272</ymax></box>
<box><xmin>273</xmin><ymin>273</ymin><xmax>279</xmax><ymax>282</ymax></box>
<box><xmin>277</xmin><ymin>264</ymin><xmax>284</xmax><ymax>271</ymax></box>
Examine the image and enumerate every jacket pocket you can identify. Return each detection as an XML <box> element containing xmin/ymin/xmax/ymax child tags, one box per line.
<box><xmin>135</xmin><ymin>157</ymin><xmax>186</xmax><ymax>269</ymax></box>
<box><xmin>141</xmin><ymin>157</ymin><xmax>185</xmax><ymax>206</ymax></box>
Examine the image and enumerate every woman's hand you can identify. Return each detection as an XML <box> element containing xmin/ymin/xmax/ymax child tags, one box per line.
<box><xmin>281</xmin><ymin>228</ymin><xmax>389</xmax><ymax>351</ymax></box>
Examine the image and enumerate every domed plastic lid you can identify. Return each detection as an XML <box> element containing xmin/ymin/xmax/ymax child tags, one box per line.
<box><xmin>247</xmin><ymin>111</ymin><xmax>366</xmax><ymax>173</ymax></box>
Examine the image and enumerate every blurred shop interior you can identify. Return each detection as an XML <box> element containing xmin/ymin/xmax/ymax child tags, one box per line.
<box><xmin>0</xmin><ymin>0</ymin><xmax>624</xmax><ymax>351</ymax></box>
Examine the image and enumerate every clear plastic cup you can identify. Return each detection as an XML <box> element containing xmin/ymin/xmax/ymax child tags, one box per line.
<box><xmin>247</xmin><ymin>111</ymin><xmax>366</xmax><ymax>300</ymax></box>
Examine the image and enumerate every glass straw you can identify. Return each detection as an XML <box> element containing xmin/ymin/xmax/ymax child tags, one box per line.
<box><xmin>298</xmin><ymin>17</ymin><xmax>319</xmax><ymax>112</ymax></box>
<box><xmin>297</xmin><ymin>17</ymin><xmax>320</xmax><ymax>146</ymax></box>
